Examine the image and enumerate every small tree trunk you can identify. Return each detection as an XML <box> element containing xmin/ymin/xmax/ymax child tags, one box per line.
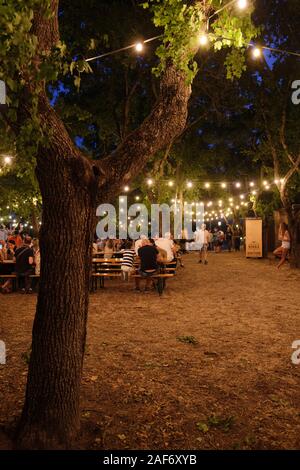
<box><xmin>280</xmin><ymin>187</ymin><xmax>300</xmax><ymax>268</ymax></box>
<box><xmin>16</xmin><ymin>155</ymin><xmax>96</xmax><ymax>449</ymax></box>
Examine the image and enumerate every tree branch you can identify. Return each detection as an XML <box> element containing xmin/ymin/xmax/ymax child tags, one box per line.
<box><xmin>279</xmin><ymin>89</ymin><xmax>299</xmax><ymax>171</ymax></box>
<box><xmin>97</xmin><ymin>65</ymin><xmax>191</xmax><ymax>201</ymax></box>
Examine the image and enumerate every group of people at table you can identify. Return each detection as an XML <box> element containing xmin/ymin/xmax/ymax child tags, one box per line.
<box><xmin>0</xmin><ymin>229</ymin><xmax>178</xmax><ymax>294</ymax></box>
<box><xmin>94</xmin><ymin>233</ymin><xmax>180</xmax><ymax>292</ymax></box>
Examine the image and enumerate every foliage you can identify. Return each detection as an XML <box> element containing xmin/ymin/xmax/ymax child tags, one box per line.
<box><xmin>143</xmin><ymin>0</ymin><xmax>259</xmax><ymax>82</ymax></box>
<box><xmin>177</xmin><ymin>335</ymin><xmax>199</xmax><ymax>345</ymax></box>
<box><xmin>197</xmin><ymin>414</ymin><xmax>235</xmax><ymax>433</ymax></box>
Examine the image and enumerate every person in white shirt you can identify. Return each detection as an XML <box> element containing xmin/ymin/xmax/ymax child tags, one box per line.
<box><xmin>135</xmin><ymin>234</ymin><xmax>147</xmax><ymax>255</ymax></box>
<box><xmin>155</xmin><ymin>232</ymin><xmax>175</xmax><ymax>262</ymax></box>
<box><xmin>194</xmin><ymin>223</ymin><xmax>209</xmax><ymax>264</ymax></box>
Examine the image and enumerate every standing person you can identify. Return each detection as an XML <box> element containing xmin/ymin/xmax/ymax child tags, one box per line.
<box><xmin>121</xmin><ymin>240</ymin><xmax>136</xmax><ymax>281</ymax></box>
<box><xmin>273</xmin><ymin>222</ymin><xmax>291</xmax><ymax>269</ymax></box>
<box><xmin>136</xmin><ymin>239</ymin><xmax>159</xmax><ymax>292</ymax></box>
<box><xmin>15</xmin><ymin>236</ymin><xmax>34</xmax><ymax>293</ymax></box>
<box><xmin>195</xmin><ymin>224</ymin><xmax>209</xmax><ymax>264</ymax></box>
<box><xmin>225</xmin><ymin>225</ymin><xmax>233</xmax><ymax>252</ymax></box>
<box><xmin>212</xmin><ymin>228</ymin><xmax>218</xmax><ymax>252</ymax></box>
<box><xmin>234</xmin><ymin>226</ymin><xmax>242</xmax><ymax>251</ymax></box>
<box><xmin>216</xmin><ymin>229</ymin><xmax>224</xmax><ymax>253</ymax></box>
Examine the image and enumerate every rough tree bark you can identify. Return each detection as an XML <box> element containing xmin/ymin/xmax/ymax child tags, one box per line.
<box><xmin>15</xmin><ymin>1</ymin><xmax>191</xmax><ymax>449</ymax></box>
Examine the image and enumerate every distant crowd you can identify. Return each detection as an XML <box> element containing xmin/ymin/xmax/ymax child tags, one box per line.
<box><xmin>0</xmin><ymin>226</ymin><xmax>40</xmax><ymax>294</ymax></box>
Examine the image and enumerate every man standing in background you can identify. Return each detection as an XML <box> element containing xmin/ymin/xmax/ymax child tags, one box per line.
<box><xmin>195</xmin><ymin>223</ymin><xmax>210</xmax><ymax>265</ymax></box>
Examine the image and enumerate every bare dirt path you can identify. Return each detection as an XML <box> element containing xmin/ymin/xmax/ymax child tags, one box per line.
<box><xmin>1</xmin><ymin>252</ymin><xmax>300</xmax><ymax>449</ymax></box>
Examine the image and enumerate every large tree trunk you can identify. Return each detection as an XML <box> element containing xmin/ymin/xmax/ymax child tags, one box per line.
<box><xmin>16</xmin><ymin>151</ymin><xmax>96</xmax><ymax>449</ymax></box>
<box><xmin>14</xmin><ymin>0</ymin><xmax>191</xmax><ymax>449</ymax></box>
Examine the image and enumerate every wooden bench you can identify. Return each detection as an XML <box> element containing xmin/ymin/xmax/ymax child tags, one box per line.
<box><xmin>91</xmin><ymin>271</ymin><xmax>122</xmax><ymax>290</ymax></box>
<box><xmin>131</xmin><ymin>273</ymin><xmax>175</xmax><ymax>295</ymax></box>
<box><xmin>0</xmin><ymin>273</ymin><xmax>40</xmax><ymax>292</ymax></box>
<box><xmin>90</xmin><ymin>259</ymin><xmax>177</xmax><ymax>294</ymax></box>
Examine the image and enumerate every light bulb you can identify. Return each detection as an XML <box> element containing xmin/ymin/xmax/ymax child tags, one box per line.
<box><xmin>135</xmin><ymin>42</ymin><xmax>143</xmax><ymax>53</ymax></box>
<box><xmin>4</xmin><ymin>156</ymin><xmax>12</xmax><ymax>164</ymax></box>
<box><xmin>252</xmin><ymin>47</ymin><xmax>262</xmax><ymax>59</ymax></box>
<box><xmin>198</xmin><ymin>34</ymin><xmax>209</xmax><ymax>47</ymax></box>
<box><xmin>237</xmin><ymin>0</ymin><xmax>247</xmax><ymax>10</ymax></box>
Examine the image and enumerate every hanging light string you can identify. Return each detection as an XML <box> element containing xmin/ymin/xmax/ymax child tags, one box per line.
<box><xmin>85</xmin><ymin>35</ymin><xmax>163</xmax><ymax>62</ymax></box>
<box><xmin>84</xmin><ymin>0</ymin><xmax>300</xmax><ymax>63</ymax></box>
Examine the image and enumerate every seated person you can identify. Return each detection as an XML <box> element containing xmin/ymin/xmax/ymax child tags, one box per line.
<box><xmin>121</xmin><ymin>240</ymin><xmax>136</xmax><ymax>281</ymax></box>
<box><xmin>155</xmin><ymin>232</ymin><xmax>176</xmax><ymax>262</ymax></box>
<box><xmin>103</xmin><ymin>239</ymin><xmax>114</xmax><ymax>257</ymax></box>
<box><xmin>136</xmin><ymin>239</ymin><xmax>159</xmax><ymax>292</ymax></box>
<box><xmin>15</xmin><ymin>236</ymin><xmax>34</xmax><ymax>293</ymax></box>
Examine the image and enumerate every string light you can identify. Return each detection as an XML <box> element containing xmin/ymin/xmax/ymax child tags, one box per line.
<box><xmin>85</xmin><ymin>2</ymin><xmax>300</xmax><ymax>65</ymax></box>
<box><xmin>4</xmin><ymin>156</ymin><xmax>12</xmax><ymax>165</ymax></box>
<box><xmin>124</xmin><ymin>186</ymin><xmax>130</xmax><ymax>192</ymax></box>
<box><xmin>235</xmin><ymin>182</ymin><xmax>241</xmax><ymax>188</ymax></box>
<box><xmin>187</xmin><ymin>181</ymin><xmax>193</xmax><ymax>188</ymax></box>
<box><xmin>204</xmin><ymin>182</ymin><xmax>210</xmax><ymax>189</ymax></box>
<box><xmin>135</xmin><ymin>42</ymin><xmax>144</xmax><ymax>53</ymax></box>
<box><xmin>221</xmin><ymin>182</ymin><xmax>227</xmax><ymax>188</ymax></box>
<box><xmin>252</xmin><ymin>47</ymin><xmax>262</xmax><ymax>59</ymax></box>
<box><xmin>147</xmin><ymin>178</ymin><xmax>153</xmax><ymax>186</ymax></box>
<box><xmin>198</xmin><ymin>34</ymin><xmax>209</xmax><ymax>47</ymax></box>
<box><xmin>249</xmin><ymin>181</ymin><xmax>255</xmax><ymax>187</ymax></box>
<box><xmin>135</xmin><ymin>196</ymin><xmax>140</xmax><ymax>201</ymax></box>
<box><xmin>237</xmin><ymin>0</ymin><xmax>248</xmax><ymax>10</ymax></box>
<box><xmin>168</xmin><ymin>181</ymin><xmax>174</xmax><ymax>187</ymax></box>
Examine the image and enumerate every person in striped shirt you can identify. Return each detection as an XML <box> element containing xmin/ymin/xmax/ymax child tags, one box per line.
<box><xmin>121</xmin><ymin>240</ymin><xmax>136</xmax><ymax>281</ymax></box>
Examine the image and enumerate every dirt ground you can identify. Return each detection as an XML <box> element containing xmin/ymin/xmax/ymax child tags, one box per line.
<box><xmin>0</xmin><ymin>251</ymin><xmax>300</xmax><ymax>450</ymax></box>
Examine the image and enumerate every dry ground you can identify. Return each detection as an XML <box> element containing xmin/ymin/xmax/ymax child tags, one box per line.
<box><xmin>0</xmin><ymin>251</ymin><xmax>300</xmax><ymax>450</ymax></box>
